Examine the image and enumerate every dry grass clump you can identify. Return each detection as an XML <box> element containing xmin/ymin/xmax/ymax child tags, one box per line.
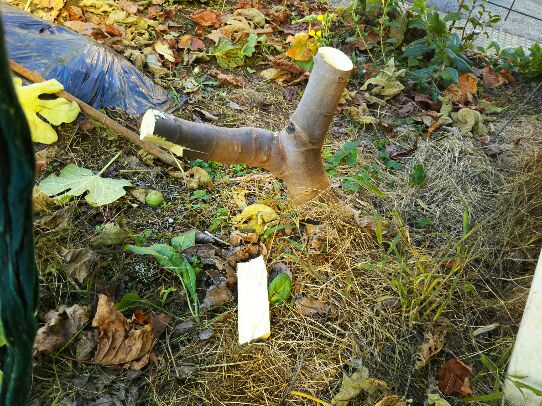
<box><xmin>384</xmin><ymin>130</ymin><xmax>505</xmax><ymax>248</ymax></box>
<box><xmin>149</xmin><ymin>202</ymin><xmax>413</xmax><ymax>405</ymax></box>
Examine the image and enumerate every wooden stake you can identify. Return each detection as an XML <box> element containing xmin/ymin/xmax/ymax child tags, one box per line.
<box><xmin>9</xmin><ymin>59</ymin><xmax>178</xmax><ymax>167</ymax></box>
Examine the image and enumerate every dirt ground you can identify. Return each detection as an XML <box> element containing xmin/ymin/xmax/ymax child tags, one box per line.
<box><xmin>24</xmin><ymin>77</ymin><xmax>542</xmax><ymax>405</ymax></box>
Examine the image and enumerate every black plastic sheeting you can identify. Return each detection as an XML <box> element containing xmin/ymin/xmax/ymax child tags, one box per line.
<box><xmin>1</xmin><ymin>4</ymin><xmax>174</xmax><ymax>116</ymax></box>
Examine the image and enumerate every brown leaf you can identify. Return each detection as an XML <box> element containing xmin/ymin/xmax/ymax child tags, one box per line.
<box><xmin>269</xmin><ymin>5</ymin><xmax>290</xmax><ymax>24</ymax></box>
<box><xmin>147</xmin><ymin>5</ymin><xmax>163</xmax><ymax>20</ymax></box>
<box><xmin>192</xmin><ymin>8</ymin><xmax>221</xmax><ymax>28</ymax></box>
<box><xmin>233</xmin><ymin>0</ymin><xmax>269</xmax><ymax>14</ymax></box>
<box><xmin>295</xmin><ymin>297</ymin><xmax>328</xmax><ymax>316</ymax></box>
<box><xmin>269</xmin><ymin>55</ymin><xmax>305</xmax><ymax>75</ymax></box>
<box><xmin>201</xmin><ymin>285</ymin><xmax>233</xmax><ymax>310</ymax></box>
<box><xmin>34</xmin><ymin>304</ymin><xmax>90</xmax><ymax>355</ymax></box>
<box><xmin>415</xmin><ymin>321</ymin><xmax>449</xmax><ymax>369</ymax></box>
<box><xmin>117</xmin><ymin>0</ymin><xmax>138</xmax><ymax>14</ymax></box>
<box><xmin>92</xmin><ymin>294</ymin><xmax>170</xmax><ymax>367</ymax></box>
<box><xmin>438</xmin><ymin>358</ymin><xmax>474</xmax><ymax>396</ymax></box>
<box><xmin>178</xmin><ymin>34</ymin><xmax>206</xmax><ymax>50</ymax></box>
<box><xmin>446</xmin><ymin>73</ymin><xmax>478</xmax><ymax>105</ymax></box>
<box><xmin>63</xmin><ymin>248</ymin><xmax>99</xmax><ymax>287</ymax></box>
<box><xmin>208</xmin><ymin>69</ymin><xmax>246</xmax><ymax>86</ymax></box>
<box><xmin>413</xmin><ymin>92</ymin><xmax>439</xmax><ymax>111</ymax></box>
<box><xmin>482</xmin><ymin>66</ymin><xmax>508</xmax><ymax>89</ymax></box>
<box><xmin>104</xmin><ymin>24</ymin><xmax>123</xmax><ymax>37</ymax></box>
<box><xmin>65</xmin><ymin>6</ymin><xmax>84</xmax><ymax>21</ymax></box>
<box><xmin>185</xmin><ymin>166</ymin><xmax>212</xmax><ymax>189</ymax></box>
<box><xmin>499</xmin><ymin>69</ymin><xmax>515</xmax><ymax>84</ymax></box>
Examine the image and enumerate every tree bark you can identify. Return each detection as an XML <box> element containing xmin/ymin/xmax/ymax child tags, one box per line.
<box><xmin>141</xmin><ymin>47</ymin><xmax>353</xmax><ymax>203</ymax></box>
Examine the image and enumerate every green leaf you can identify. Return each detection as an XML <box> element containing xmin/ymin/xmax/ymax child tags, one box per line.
<box><xmin>408</xmin><ymin>164</ymin><xmax>426</xmax><ymax>186</ymax></box>
<box><xmin>325</xmin><ymin>140</ymin><xmax>361</xmax><ymax>170</ymax></box>
<box><xmin>403</xmin><ymin>39</ymin><xmax>432</xmax><ymax>57</ymax></box>
<box><xmin>445</xmin><ymin>49</ymin><xmax>473</xmax><ymax>73</ymax></box>
<box><xmin>509</xmin><ymin>380</ymin><xmax>542</xmax><ymax>397</ymax></box>
<box><xmin>171</xmin><ymin>229</ymin><xmax>197</xmax><ymax>251</ymax></box>
<box><xmin>416</xmin><ymin>216</ymin><xmax>432</xmax><ymax>228</ymax></box>
<box><xmin>440</xmin><ymin>66</ymin><xmax>459</xmax><ymax>84</ymax></box>
<box><xmin>210</xmin><ymin>39</ymin><xmax>245</xmax><ymax>69</ymax></box>
<box><xmin>242</xmin><ymin>32</ymin><xmax>258</xmax><ymax>57</ymax></box>
<box><xmin>428</xmin><ymin>12</ymin><xmax>447</xmax><ymax>36</ymax></box>
<box><xmin>342</xmin><ymin>173</ymin><xmax>385</xmax><ymax>197</ymax></box>
<box><xmin>268</xmin><ymin>273</ymin><xmax>292</xmax><ymax>305</ymax></box>
<box><xmin>38</xmin><ymin>163</ymin><xmax>132</xmax><ymax>206</ymax></box>
<box><xmin>125</xmin><ymin>243</ymin><xmax>200</xmax><ymax>319</ymax></box>
<box><xmin>443</xmin><ymin>12</ymin><xmax>461</xmax><ymax>22</ymax></box>
<box><xmin>464</xmin><ymin>392</ymin><xmax>503</xmax><ymax>402</ymax></box>
<box><xmin>115</xmin><ymin>292</ymin><xmax>141</xmax><ymax>311</ymax></box>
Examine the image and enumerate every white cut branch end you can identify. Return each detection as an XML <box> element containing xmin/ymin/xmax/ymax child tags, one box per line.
<box><xmin>318</xmin><ymin>47</ymin><xmax>353</xmax><ymax>71</ymax></box>
<box><xmin>139</xmin><ymin>109</ymin><xmax>183</xmax><ymax>157</ymax></box>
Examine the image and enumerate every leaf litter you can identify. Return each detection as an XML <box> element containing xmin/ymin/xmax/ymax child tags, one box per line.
<box><xmin>16</xmin><ymin>0</ymin><xmax>542</xmax><ymax>403</ymax></box>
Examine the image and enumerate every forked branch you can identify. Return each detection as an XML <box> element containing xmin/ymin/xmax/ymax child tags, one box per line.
<box><xmin>141</xmin><ymin>47</ymin><xmax>353</xmax><ymax>203</ymax></box>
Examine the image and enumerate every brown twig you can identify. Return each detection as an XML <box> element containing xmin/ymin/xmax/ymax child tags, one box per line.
<box><xmin>9</xmin><ymin>59</ymin><xmax>178</xmax><ymax>167</ymax></box>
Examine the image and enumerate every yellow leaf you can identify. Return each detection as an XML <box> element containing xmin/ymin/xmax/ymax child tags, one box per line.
<box><xmin>232</xmin><ymin>203</ymin><xmax>279</xmax><ymax>235</ymax></box>
<box><xmin>14</xmin><ymin>79</ymin><xmax>80</xmax><ymax>144</ymax></box>
<box><xmin>154</xmin><ymin>42</ymin><xmax>175</xmax><ymax>62</ymax></box>
<box><xmin>285</xmin><ymin>33</ymin><xmax>318</xmax><ymax>62</ymax></box>
<box><xmin>259</xmin><ymin>68</ymin><xmax>288</xmax><ymax>83</ymax></box>
<box><xmin>34</xmin><ymin>0</ymin><xmax>65</xmax><ymax>11</ymax></box>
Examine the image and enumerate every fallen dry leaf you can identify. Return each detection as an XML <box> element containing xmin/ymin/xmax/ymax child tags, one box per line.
<box><xmin>34</xmin><ymin>0</ymin><xmax>65</xmax><ymax>10</ymax></box>
<box><xmin>34</xmin><ymin>304</ymin><xmax>90</xmax><ymax>355</ymax></box>
<box><xmin>331</xmin><ymin>366</ymin><xmax>389</xmax><ymax>405</ymax></box>
<box><xmin>415</xmin><ymin>321</ymin><xmax>449</xmax><ymax>369</ymax></box>
<box><xmin>92</xmin><ymin>294</ymin><xmax>170</xmax><ymax>367</ymax></box>
<box><xmin>482</xmin><ymin>66</ymin><xmax>510</xmax><ymax>89</ymax></box>
<box><xmin>438</xmin><ymin>358</ymin><xmax>473</xmax><ymax>396</ymax></box>
<box><xmin>65</xmin><ymin>5</ymin><xmax>84</xmax><ymax>21</ymax></box>
<box><xmin>374</xmin><ymin>396</ymin><xmax>410</xmax><ymax>406</ymax></box>
<box><xmin>446</xmin><ymin>73</ymin><xmax>478</xmax><ymax>105</ymax></box>
<box><xmin>117</xmin><ymin>0</ymin><xmax>138</xmax><ymax>13</ymax></box>
<box><xmin>91</xmin><ymin>218</ymin><xmax>131</xmax><ymax>246</ymax></box>
<box><xmin>230</xmin><ymin>230</ymin><xmax>259</xmax><ymax>246</ymax></box>
<box><xmin>178</xmin><ymin>34</ymin><xmax>206</xmax><ymax>50</ymax></box>
<box><xmin>185</xmin><ymin>166</ymin><xmax>212</xmax><ymax>189</ymax></box>
<box><xmin>154</xmin><ymin>41</ymin><xmax>175</xmax><ymax>62</ymax></box>
<box><xmin>413</xmin><ymin>92</ymin><xmax>439</xmax><ymax>111</ymax></box>
<box><xmin>201</xmin><ymin>285</ymin><xmax>233</xmax><ymax>311</ymax></box>
<box><xmin>192</xmin><ymin>8</ymin><xmax>221</xmax><ymax>28</ymax></box>
<box><xmin>295</xmin><ymin>297</ymin><xmax>328</xmax><ymax>316</ymax></box>
<box><xmin>33</xmin><ymin>187</ymin><xmax>55</xmax><ymax>213</ymax></box>
<box><xmin>269</xmin><ymin>5</ymin><xmax>290</xmax><ymax>24</ymax></box>
<box><xmin>63</xmin><ymin>248</ymin><xmax>99</xmax><ymax>287</ymax></box>
<box><xmin>208</xmin><ymin>69</ymin><xmax>246</xmax><ymax>86</ymax></box>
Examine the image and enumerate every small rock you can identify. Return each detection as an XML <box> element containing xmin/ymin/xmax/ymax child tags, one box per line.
<box><xmin>198</xmin><ymin>328</ymin><xmax>214</xmax><ymax>340</ymax></box>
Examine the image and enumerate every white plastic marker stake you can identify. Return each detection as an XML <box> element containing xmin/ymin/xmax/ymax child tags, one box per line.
<box><xmin>237</xmin><ymin>255</ymin><xmax>271</xmax><ymax>345</ymax></box>
<box><xmin>504</xmin><ymin>248</ymin><xmax>542</xmax><ymax>405</ymax></box>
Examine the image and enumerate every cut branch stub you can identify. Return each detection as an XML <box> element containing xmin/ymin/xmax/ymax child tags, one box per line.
<box><xmin>140</xmin><ymin>47</ymin><xmax>353</xmax><ymax>203</ymax></box>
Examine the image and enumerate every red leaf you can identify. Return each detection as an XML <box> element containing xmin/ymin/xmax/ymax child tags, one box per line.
<box><xmin>178</xmin><ymin>34</ymin><xmax>206</xmax><ymax>51</ymax></box>
<box><xmin>438</xmin><ymin>358</ymin><xmax>474</xmax><ymax>396</ymax></box>
<box><xmin>413</xmin><ymin>92</ymin><xmax>439</xmax><ymax>111</ymax></box>
<box><xmin>482</xmin><ymin>66</ymin><xmax>507</xmax><ymax>89</ymax></box>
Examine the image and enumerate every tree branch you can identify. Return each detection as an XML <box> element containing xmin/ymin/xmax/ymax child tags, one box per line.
<box><xmin>141</xmin><ymin>47</ymin><xmax>353</xmax><ymax>203</ymax></box>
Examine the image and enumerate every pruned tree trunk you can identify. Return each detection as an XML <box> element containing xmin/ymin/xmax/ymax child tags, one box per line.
<box><xmin>140</xmin><ymin>47</ymin><xmax>353</xmax><ymax>203</ymax></box>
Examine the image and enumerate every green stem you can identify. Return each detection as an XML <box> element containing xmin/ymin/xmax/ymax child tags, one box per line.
<box><xmin>97</xmin><ymin>151</ymin><xmax>122</xmax><ymax>176</ymax></box>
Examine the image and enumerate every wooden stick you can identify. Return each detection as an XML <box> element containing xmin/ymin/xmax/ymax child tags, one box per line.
<box><xmin>9</xmin><ymin>59</ymin><xmax>178</xmax><ymax>167</ymax></box>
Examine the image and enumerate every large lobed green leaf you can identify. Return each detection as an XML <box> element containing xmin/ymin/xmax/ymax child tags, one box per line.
<box><xmin>39</xmin><ymin>164</ymin><xmax>132</xmax><ymax>206</ymax></box>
